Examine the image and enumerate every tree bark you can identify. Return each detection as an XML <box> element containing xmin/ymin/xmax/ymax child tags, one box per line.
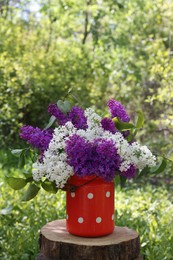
<box><xmin>37</xmin><ymin>219</ymin><xmax>142</xmax><ymax>260</ymax></box>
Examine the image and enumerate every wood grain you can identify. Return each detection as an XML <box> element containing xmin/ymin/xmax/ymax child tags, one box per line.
<box><xmin>37</xmin><ymin>219</ymin><xmax>142</xmax><ymax>260</ymax></box>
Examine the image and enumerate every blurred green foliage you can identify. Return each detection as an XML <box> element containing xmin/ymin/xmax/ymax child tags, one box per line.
<box><xmin>0</xmin><ymin>0</ymin><xmax>173</xmax><ymax>158</ymax></box>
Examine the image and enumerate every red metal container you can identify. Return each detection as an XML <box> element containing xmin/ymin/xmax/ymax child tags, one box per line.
<box><xmin>66</xmin><ymin>175</ymin><xmax>115</xmax><ymax>237</ymax></box>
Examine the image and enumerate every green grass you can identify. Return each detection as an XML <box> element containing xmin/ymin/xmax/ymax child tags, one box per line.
<box><xmin>0</xmin><ymin>180</ymin><xmax>66</xmax><ymax>260</ymax></box>
<box><xmin>0</xmin><ymin>151</ymin><xmax>173</xmax><ymax>260</ymax></box>
<box><xmin>116</xmin><ymin>185</ymin><xmax>173</xmax><ymax>260</ymax></box>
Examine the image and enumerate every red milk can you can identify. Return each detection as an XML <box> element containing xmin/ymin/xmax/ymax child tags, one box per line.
<box><xmin>66</xmin><ymin>175</ymin><xmax>115</xmax><ymax>237</ymax></box>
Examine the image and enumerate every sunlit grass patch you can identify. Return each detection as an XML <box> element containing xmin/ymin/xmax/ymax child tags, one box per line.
<box><xmin>116</xmin><ymin>185</ymin><xmax>173</xmax><ymax>260</ymax></box>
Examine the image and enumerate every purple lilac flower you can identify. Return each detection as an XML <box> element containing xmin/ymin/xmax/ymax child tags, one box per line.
<box><xmin>20</xmin><ymin>125</ymin><xmax>53</xmax><ymax>153</ymax></box>
<box><xmin>65</xmin><ymin>134</ymin><xmax>122</xmax><ymax>181</ymax></box>
<box><xmin>48</xmin><ymin>104</ymin><xmax>68</xmax><ymax>125</ymax></box>
<box><xmin>68</xmin><ymin>106</ymin><xmax>87</xmax><ymax>130</ymax></box>
<box><xmin>121</xmin><ymin>165</ymin><xmax>136</xmax><ymax>179</ymax></box>
<box><xmin>65</xmin><ymin>134</ymin><xmax>90</xmax><ymax>176</ymax></box>
<box><xmin>108</xmin><ymin>99</ymin><xmax>130</xmax><ymax>122</ymax></box>
<box><xmin>94</xmin><ymin>138</ymin><xmax>122</xmax><ymax>181</ymax></box>
<box><xmin>101</xmin><ymin>118</ymin><xmax>116</xmax><ymax>134</ymax></box>
<box><xmin>122</xmin><ymin>130</ymin><xmax>130</xmax><ymax>138</ymax></box>
<box><xmin>48</xmin><ymin>104</ymin><xmax>88</xmax><ymax>129</ymax></box>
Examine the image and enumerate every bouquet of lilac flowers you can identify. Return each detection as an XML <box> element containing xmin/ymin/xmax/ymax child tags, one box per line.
<box><xmin>8</xmin><ymin>99</ymin><xmax>160</xmax><ymax>200</ymax></box>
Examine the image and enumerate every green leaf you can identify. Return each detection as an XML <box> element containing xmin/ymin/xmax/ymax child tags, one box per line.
<box><xmin>11</xmin><ymin>149</ymin><xmax>24</xmax><ymax>157</ymax></box>
<box><xmin>135</xmin><ymin>110</ymin><xmax>144</xmax><ymax>129</ymax></box>
<box><xmin>114</xmin><ymin>175</ymin><xmax>120</xmax><ymax>186</ymax></box>
<box><xmin>114</xmin><ymin>118</ymin><xmax>135</xmax><ymax>131</ymax></box>
<box><xmin>41</xmin><ymin>180</ymin><xmax>58</xmax><ymax>194</ymax></box>
<box><xmin>11</xmin><ymin>148</ymin><xmax>35</xmax><ymax>168</ymax></box>
<box><xmin>57</xmin><ymin>100</ymin><xmax>66</xmax><ymax>113</ymax></box>
<box><xmin>21</xmin><ymin>184</ymin><xmax>40</xmax><ymax>201</ymax></box>
<box><xmin>18</xmin><ymin>151</ymin><xmax>26</xmax><ymax>168</ymax></box>
<box><xmin>120</xmin><ymin>176</ymin><xmax>127</xmax><ymax>188</ymax></box>
<box><xmin>57</xmin><ymin>100</ymin><xmax>71</xmax><ymax>114</ymax></box>
<box><xmin>44</xmin><ymin>115</ymin><xmax>56</xmax><ymax>130</ymax></box>
<box><xmin>63</xmin><ymin>100</ymin><xmax>71</xmax><ymax>112</ymax></box>
<box><xmin>150</xmin><ymin>158</ymin><xmax>167</xmax><ymax>174</ymax></box>
<box><xmin>26</xmin><ymin>177</ymin><xmax>34</xmax><ymax>182</ymax></box>
<box><xmin>126</xmin><ymin>133</ymin><xmax>134</xmax><ymax>142</ymax></box>
<box><xmin>6</xmin><ymin>177</ymin><xmax>27</xmax><ymax>190</ymax></box>
<box><xmin>138</xmin><ymin>166</ymin><xmax>150</xmax><ymax>178</ymax></box>
<box><xmin>57</xmin><ymin>99</ymin><xmax>64</xmax><ymax>110</ymax></box>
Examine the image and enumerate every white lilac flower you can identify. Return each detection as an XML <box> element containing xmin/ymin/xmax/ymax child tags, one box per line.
<box><xmin>32</xmin><ymin>122</ymin><xmax>76</xmax><ymax>188</ymax></box>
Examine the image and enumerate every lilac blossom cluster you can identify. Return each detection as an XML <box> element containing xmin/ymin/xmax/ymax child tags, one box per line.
<box><xmin>20</xmin><ymin>99</ymin><xmax>156</xmax><ymax>188</ymax></box>
<box><xmin>20</xmin><ymin>126</ymin><xmax>53</xmax><ymax>154</ymax></box>
<box><xmin>48</xmin><ymin>104</ymin><xmax>87</xmax><ymax>130</ymax></box>
<box><xmin>65</xmin><ymin>135</ymin><xmax>122</xmax><ymax>181</ymax></box>
<box><xmin>108</xmin><ymin>99</ymin><xmax>130</xmax><ymax>122</ymax></box>
<box><xmin>101</xmin><ymin>99</ymin><xmax>130</xmax><ymax>135</ymax></box>
<box><xmin>101</xmin><ymin>118</ymin><xmax>116</xmax><ymax>134</ymax></box>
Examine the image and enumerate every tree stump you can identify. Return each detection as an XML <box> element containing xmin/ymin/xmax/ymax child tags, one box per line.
<box><xmin>37</xmin><ymin>219</ymin><xmax>142</xmax><ymax>260</ymax></box>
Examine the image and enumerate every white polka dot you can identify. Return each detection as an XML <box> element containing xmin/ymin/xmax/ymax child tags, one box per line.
<box><xmin>106</xmin><ymin>191</ymin><xmax>110</xmax><ymax>198</ymax></box>
<box><xmin>71</xmin><ymin>192</ymin><xmax>75</xmax><ymax>198</ymax></box>
<box><xmin>66</xmin><ymin>214</ymin><xmax>69</xmax><ymax>220</ymax></box>
<box><xmin>112</xmin><ymin>214</ymin><xmax>114</xmax><ymax>220</ymax></box>
<box><xmin>78</xmin><ymin>217</ymin><xmax>84</xmax><ymax>223</ymax></box>
<box><xmin>87</xmin><ymin>193</ymin><xmax>94</xmax><ymax>199</ymax></box>
<box><xmin>96</xmin><ymin>217</ymin><xmax>102</xmax><ymax>223</ymax></box>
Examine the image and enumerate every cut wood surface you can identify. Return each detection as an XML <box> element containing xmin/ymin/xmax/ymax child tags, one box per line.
<box><xmin>37</xmin><ymin>219</ymin><xmax>142</xmax><ymax>260</ymax></box>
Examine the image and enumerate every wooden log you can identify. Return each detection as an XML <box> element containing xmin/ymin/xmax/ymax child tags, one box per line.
<box><xmin>37</xmin><ymin>219</ymin><xmax>142</xmax><ymax>260</ymax></box>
